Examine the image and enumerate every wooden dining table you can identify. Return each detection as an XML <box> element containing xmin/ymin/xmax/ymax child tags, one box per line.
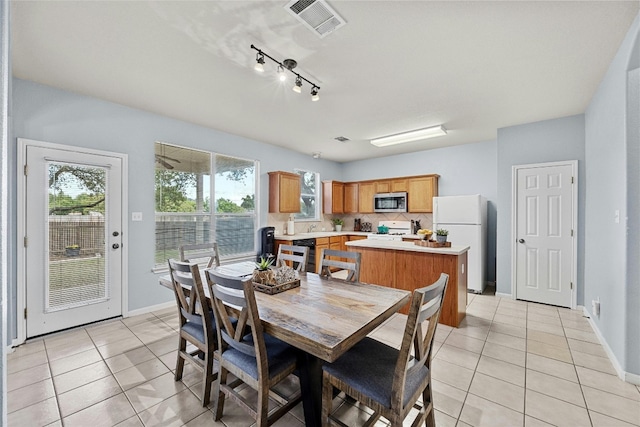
<box><xmin>159</xmin><ymin>261</ymin><xmax>410</xmax><ymax>427</ymax></box>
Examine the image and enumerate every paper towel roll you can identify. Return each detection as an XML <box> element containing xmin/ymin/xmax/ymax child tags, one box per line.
<box><xmin>287</xmin><ymin>220</ymin><xmax>295</xmax><ymax>236</ymax></box>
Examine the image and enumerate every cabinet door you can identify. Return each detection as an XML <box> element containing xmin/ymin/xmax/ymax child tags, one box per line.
<box><xmin>375</xmin><ymin>180</ymin><xmax>391</xmax><ymax>193</ymax></box>
<box><xmin>322</xmin><ymin>181</ymin><xmax>344</xmax><ymax>214</ymax></box>
<box><xmin>344</xmin><ymin>183</ymin><xmax>358</xmax><ymax>213</ymax></box>
<box><xmin>316</xmin><ymin>243</ymin><xmax>329</xmax><ymax>272</ymax></box>
<box><xmin>269</xmin><ymin>171</ymin><xmax>301</xmax><ymax>213</ymax></box>
<box><xmin>408</xmin><ymin>176</ymin><xmax>438</xmax><ymax>213</ymax></box>
<box><xmin>391</xmin><ymin>179</ymin><xmax>408</xmax><ymax>192</ymax></box>
<box><xmin>358</xmin><ymin>182</ymin><xmax>375</xmax><ymax>213</ymax></box>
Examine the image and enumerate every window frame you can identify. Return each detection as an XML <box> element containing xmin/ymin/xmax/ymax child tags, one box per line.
<box><xmin>294</xmin><ymin>168</ymin><xmax>320</xmax><ymax>222</ymax></box>
<box><xmin>153</xmin><ymin>142</ymin><xmax>259</xmax><ymax>272</ymax></box>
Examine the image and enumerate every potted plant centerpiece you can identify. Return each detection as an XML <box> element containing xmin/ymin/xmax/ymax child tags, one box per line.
<box><xmin>435</xmin><ymin>229</ymin><xmax>449</xmax><ymax>244</ymax></box>
<box><xmin>331</xmin><ymin>218</ymin><xmax>344</xmax><ymax>232</ymax></box>
<box><xmin>65</xmin><ymin>244</ymin><xmax>80</xmax><ymax>257</ymax></box>
<box><xmin>253</xmin><ymin>256</ymin><xmax>275</xmax><ymax>285</ymax></box>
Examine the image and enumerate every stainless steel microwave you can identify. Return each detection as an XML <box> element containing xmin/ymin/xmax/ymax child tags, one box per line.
<box><xmin>374</xmin><ymin>192</ymin><xmax>407</xmax><ymax>213</ymax></box>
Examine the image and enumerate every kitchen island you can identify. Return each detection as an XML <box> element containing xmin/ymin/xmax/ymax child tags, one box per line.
<box><xmin>345</xmin><ymin>239</ymin><xmax>469</xmax><ymax>327</ymax></box>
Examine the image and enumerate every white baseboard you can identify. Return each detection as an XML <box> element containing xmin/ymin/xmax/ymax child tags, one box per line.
<box><xmin>126</xmin><ymin>301</ymin><xmax>174</xmax><ymax>318</ymax></box>
<box><xmin>495</xmin><ymin>292</ymin><xmax>512</xmax><ymax>299</ymax></box>
<box><xmin>582</xmin><ymin>306</ymin><xmax>639</xmax><ymax>385</ymax></box>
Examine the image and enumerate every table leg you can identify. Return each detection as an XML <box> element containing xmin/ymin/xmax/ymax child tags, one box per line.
<box><xmin>297</xmin><ymin>351</ymin><xmax>323</xmax><ymax>427</ymax></box>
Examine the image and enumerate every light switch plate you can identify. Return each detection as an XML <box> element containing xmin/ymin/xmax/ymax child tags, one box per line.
<box><xmin>132</xmin><ymin>212</ymin><xmax>143</xmax><ymax>221</ymax></box>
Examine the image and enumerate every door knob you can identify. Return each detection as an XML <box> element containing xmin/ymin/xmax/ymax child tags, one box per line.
<box><xmin>112</xmin><ymin>243</ymin><xmax>120</xmax><ymax>249</ymax></box>
<box><xmin>518</xmin><ymin>239</ymin><xmax>525</xmax><ymax>244</ymax></box>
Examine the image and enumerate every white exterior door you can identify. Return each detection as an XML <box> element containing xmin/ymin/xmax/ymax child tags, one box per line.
<box><xmin>24</xmin><ymin>143</ymin><xmax>124</xmax><ymax>337</ymax></box>
<box><xmin>514</xmin><ymin>162</ymin><xmax>575</xmax><ymax>307</ymax></box>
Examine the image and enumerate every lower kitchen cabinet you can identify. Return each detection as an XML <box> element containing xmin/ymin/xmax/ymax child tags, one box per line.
<box><xmin>315</xmin><ymin>237</ymin><xmax>329</xmax><ymax>273</ymax></box>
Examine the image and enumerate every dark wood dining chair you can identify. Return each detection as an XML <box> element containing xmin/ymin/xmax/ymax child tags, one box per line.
<box><xmin>275</xmin><ymin>244</ymin><xmax>309</xmax><ymax>272</ymax></box>
<box><xmin>321</xmin><ymin>273</ymin><xmax>449</xmax><ymax>427</ymax></box>
<box><xmin>205</xmin><ymin>270</ymin><xmax>302</xmax><ymax>426</ymax></box>
<box><xmin>167</xmin><ymin>259</ymin><xmax>217</xmax><ymax>406</ymax></box>
<box><xmin>318</xmin><ymin>249</ymin><xmax>361</xmax><ymax>282</ymax></box>
<box><xmin>179</xmin><ymin>242</ymin><xmax>221</xmax><ymax>268</ymax></box>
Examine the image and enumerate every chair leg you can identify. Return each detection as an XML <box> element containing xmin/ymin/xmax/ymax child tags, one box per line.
<box><xmin>175</xmin><ymin>337</ymin><xmax>186</xmax><ymax>381</ymax></box>
<box><xmin>200</xmin><ymin>351</ymin><xmax>215</xmax><ymax>406</ymax></box>
<box><xmin>213</xmin><ymin>367</ymin><xmax>227</xmax><ymax>421</ymax></box>
<box><xmin>256</xmin><ymin>385</ymin><xmax>270</xmax><ymax>427</ymax></box>
<box><xmin>423</xmin><ymin>383</ymin><xmax>435</xmax><ymax>427</ymax></box>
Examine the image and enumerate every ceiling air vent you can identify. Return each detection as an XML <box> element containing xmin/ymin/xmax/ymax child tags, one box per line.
<box><xmin>334</xmin><ymin>136</ymin><xmax>350</xmax><ymax>142</ymax></box>
<box><xmin>285</xmin><ymin>0</ymin><xmax>346</xmax><ymax>38</ymax></box>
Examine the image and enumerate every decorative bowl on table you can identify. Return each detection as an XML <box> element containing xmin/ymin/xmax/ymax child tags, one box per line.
<box><xmin>252</xmin><ymin>265</ymin><xmax>300</xmax><ymax>295</ymax></box>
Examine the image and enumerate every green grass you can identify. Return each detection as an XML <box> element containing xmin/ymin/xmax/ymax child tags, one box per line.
<box><xmin>49</xmin><ymin>257</ymin><xmax>105</xmax><ymax>291</ymax></box>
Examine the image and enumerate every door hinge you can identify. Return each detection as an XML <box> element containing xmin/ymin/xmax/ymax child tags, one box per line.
<box><xmin>571</xmin><ymin>230</ymin><xmax>574</xmax><ymax>237</ymax></box>
<box><xmin>24</xmin><ymin>308</ymin><xmax>27</xmax><ymax>319</ymax></box>
<box><xmin>570</xmin><ymin>282</ymin><xmax>573</xmax><ymax>290</ymax></box>
<box><xmin>571</xmin><ymin>176</ymin><xmax>574</xmax><ymax>184</ymax></box>
<box><xmin>24</xmin><ymin>236</ymin><xmax>28</xmax><ymax>247</ymax></box>
<box><xmin>24</xmin><ymin>164</ymin><xmax>28</xmax><ymax>176</ymax></box>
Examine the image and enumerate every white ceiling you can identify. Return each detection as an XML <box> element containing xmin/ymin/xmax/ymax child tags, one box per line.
<box><xmin>10</xmin><ymin>1</ymin><xmax>639</xmax><ymax>163</ymax></box>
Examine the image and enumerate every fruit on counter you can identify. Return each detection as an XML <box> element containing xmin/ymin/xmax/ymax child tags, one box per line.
<box><xmin>417</xmin><ymin>229</ymin><xmax>432</xmax><ymax>235</ymax></box>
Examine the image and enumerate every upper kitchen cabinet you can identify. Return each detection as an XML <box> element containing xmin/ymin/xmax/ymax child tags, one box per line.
<box><xmin>344</xmin><ymin>183</ymin><xmax>359</xmax><ymax>213</ymax></box>
<box><xmin>391</xmin><ymin>178</ymin><xmax>408</xmax><ymax>192</ymax></box>
<box><xmin>375</xmin><ymin>180</ymin><xmax>391</xmax><ymax>193</ymax></box>
<box><xmin>358</xmin><ymin>182</ymin><xmax>375</xmax><ymax>213</ymax></box>
<box><xmin>407</xmin><ymin>175</ymin><xmax>439</xmax><ymax>213</ymax></box>
<box><xmin>322</xmin><ymin>180</ymin><xmax>344</xmax><ymax>214</ymax></box>
<box><xmin>268</xmin><ymin>171</ymin><xmax>300</xmax><ymax>213</ymax></box>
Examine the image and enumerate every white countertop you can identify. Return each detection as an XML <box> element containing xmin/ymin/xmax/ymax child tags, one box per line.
<box><xmin>273</xmin><ymin>231</ymin><xmax>427</xmax><ymax>241</ymax></box>
<box><xmin>345</xmin><ymin>239</ymin><xmax>469</xmax><ymax>255</ymax></box>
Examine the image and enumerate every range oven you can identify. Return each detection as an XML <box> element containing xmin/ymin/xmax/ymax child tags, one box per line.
<box><xmin>374</xmin><ymin>192</ymin><xmax>407</xmax><ymax>213</ymax></box>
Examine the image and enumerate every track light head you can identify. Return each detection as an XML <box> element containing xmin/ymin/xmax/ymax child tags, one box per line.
<box><xmin>293</xmin><ymin>76</ymin><xmax>303</xmax><ymax>93</ymax></box>
<box><xmin>277</xmin><ymin>65</ymin><xmax>286</xmax><ymax>82</ymax></box>
<box><xmin>254</xmin><ymin>52</ymin><xmax>265</xmax><ymax>72</ymax></box>
<box><xmin>311</xmin><ymin>86</ymin><xmax>320</xmax><ymax>102</ymax></box>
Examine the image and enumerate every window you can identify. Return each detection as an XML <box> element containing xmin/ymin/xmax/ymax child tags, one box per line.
<box><xmin>295</xmin><ymin>169</ymin><xmax>320</xmax><ymax>221</ymax></box>
<box><xmin>155</xmin><ymin>142</ymin><xmax>257</xmax><ymax>268</ymax></box>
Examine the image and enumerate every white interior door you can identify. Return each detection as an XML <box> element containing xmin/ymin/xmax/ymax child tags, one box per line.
<box><xmin>515</xmin><ymin>163</ymin><xmax>575</xmax><ymax>307</ymax></box>
<box><xmin>25</xmin><ymin>145</ymin><xmax>123</xmax><ymax>337</ymax></box>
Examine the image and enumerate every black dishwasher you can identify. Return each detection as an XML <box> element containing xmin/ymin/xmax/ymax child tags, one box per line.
<box><xmin>292</xmin><ymin>238</ymin><xmax>316</xmax><ymax>273</ymax></box>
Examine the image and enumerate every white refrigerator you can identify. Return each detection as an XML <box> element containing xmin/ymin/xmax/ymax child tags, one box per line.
<box><xmin>433</xmin><ymin>195</ymin><xmax>487</xmax><ymax>293</ymax></box>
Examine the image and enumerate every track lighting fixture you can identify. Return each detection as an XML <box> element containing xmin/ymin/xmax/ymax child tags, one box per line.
<box><xmin>293</xmin><ymin>76</ymin><xmax>303</xmax><ymax>93</ymax></box>
<box><xmin>250</xmin><ymin>44</ymin><xmax>321</xmax><ymax>101</ymax></box>
<box><xmin>254</xmin><ymin>52</ymin><xmax>265</xmax><ymax>72</ymax></box>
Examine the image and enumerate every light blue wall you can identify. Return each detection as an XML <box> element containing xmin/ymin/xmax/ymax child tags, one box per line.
<box><xmin>1</xmin><ymin>0</ymin><xmax>9</xmax><ymax>420</ymax></box>
<box><xmin>585</xmin><ymin>12</ymin><xmax>639</xmax><ymax>376</ymax></box>
<box><xmin>9</xmin><ymin>78</ymin><xmax>343</xmax><ymax>337</ymax></box>
<box><xmin>342</xmin><ymin>140</ymin><xmax>498</xmax><ymax>282</ymax></box>
<box><xmin>496</xmin><ymin>115</ymin><xmax>586</xmax><ymax>303</ymax></box>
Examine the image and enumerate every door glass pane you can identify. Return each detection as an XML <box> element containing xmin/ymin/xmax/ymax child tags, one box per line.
<box><xmin>47</xmin><ymin>162</ymin><xmax>108</xmax><ymax>312</ymax></box>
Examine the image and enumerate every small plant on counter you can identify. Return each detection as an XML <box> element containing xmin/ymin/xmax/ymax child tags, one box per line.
<box><xmin>330</xmin><ymin>218</ymin><xmax>344</xmax><ymax>226</ymax></box>
<box><xmin>435</xmin><ymin>228</ymin><xmax>449</xmax><ymax>244</ymax></box>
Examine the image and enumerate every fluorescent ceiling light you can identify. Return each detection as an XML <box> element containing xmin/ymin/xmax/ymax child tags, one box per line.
<box><xmin>370</xmin><ymin>125</ymin><xmax>447</xmax><ymax>147</ymax></box>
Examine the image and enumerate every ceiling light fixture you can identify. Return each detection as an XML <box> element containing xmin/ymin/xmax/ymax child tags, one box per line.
<box><xmin>293</xmin><ymin>76</ymin><xmax>303</xmax><ymax>93</ymax></box>
<box><xmin>370</xmin><ymin>125</ymin><xmax>448</xmax><ymax>147</ymax></box>
<box><xmin>254</xmin><ymin>52</ymin><xmax>265</xmax><ymax>72</ymax></box>
<box><xmin>251</xmin><ymin>44</ymin><xmax>321</xmax><ymax>101</ymax></box>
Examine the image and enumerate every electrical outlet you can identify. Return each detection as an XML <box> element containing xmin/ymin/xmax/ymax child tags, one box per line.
<box><xmin>131</xmin><ymin>212</ymin><xmax>143</xmax><ymax>221</ymax></box>
<box><xmin>592</xmin><ymin>298</ymin><xmax>601</xmax><ymax>316</ymax></box>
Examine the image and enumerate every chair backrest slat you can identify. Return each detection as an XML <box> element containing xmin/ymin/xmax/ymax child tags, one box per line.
<box><xmin>180</xmin><ymin>242</ymin><xmax>221</xmax><ymax>268</ymax></box>
<box><xmin>276</xmin><ymin>244</ymin><xmax>309</xmax><ymax>272</ymax></box>
<box><xmin>391</xmin><ymin>273</ymin><xmax>448</xmax><ymax>411</ymax></box>
<box><xmin>318</xmin><ymin>249</ymin><xmax>361</xmax><ymax>282</ymax></box>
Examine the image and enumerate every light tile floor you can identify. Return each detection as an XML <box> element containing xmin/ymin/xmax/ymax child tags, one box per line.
<box><xmin>7</xmin><ymin>290</ymin><xmax>640</xmax><ymax>426</ymax></box>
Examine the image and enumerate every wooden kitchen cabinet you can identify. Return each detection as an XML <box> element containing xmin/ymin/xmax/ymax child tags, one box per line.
<box><xmin>375</xmin><ymin>180</ymin><xmax>391</xmax><ymax>193</ymax></box>
<box><xmin>407</xmin><ymin>175</ymin><xmax>439</xmax><ymax>213</ymax></box>
<box><xmin>322</xmin><ymin>181</ymin><xmax>344</xmax><ymax>214</ymax></box>
<box><xmin>358</xmin><ymin>182</ymin><xmax>375</xmax><ymax>213</ymax></box>
<box><xmin>268</xmin><ymin>171</ymin><xmax>301</xmax><ymax>213</ymax></box>
<box><xmin>344</xmin><ymin>183</ymin><xmax>359</xmax><ymax>213</ymax></box>
<box><xmin>391</xmin><ymin>178</ymin><xmax>408</xmax><ymax>192</ymax></box>
<box><xmin>315</xmin><ymin>237</ymin><xmax>330</xmax><ymax>272</ymax></box>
